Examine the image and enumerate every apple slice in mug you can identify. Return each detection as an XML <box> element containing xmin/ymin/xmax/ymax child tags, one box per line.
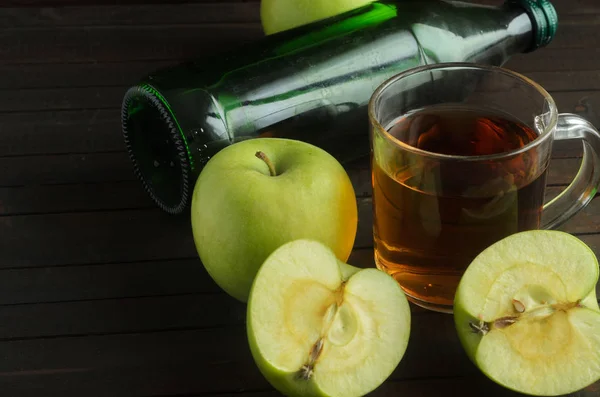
<box><xmin>247</xmin><ymin>239</ymin><xmax>411</xmax><ymax>397</ymax></box>
<box><xmin>454</xmin><ymin>230</ymin><xmax>600</xmax><ymax>396</ymax></box>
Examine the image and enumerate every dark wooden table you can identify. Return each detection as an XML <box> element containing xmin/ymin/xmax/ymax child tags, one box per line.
<box><xmin>1</xmin><ymin>0</ymin><xmax>599</xmax><ymax>396</ymax></box>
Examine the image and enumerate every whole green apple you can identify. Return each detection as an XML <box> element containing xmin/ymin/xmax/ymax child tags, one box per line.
<box><xmin>191</xmin><ymin>138</ymin><xmax>358</xmax><ymax>302</ymax></box>
<box><xmin>261</xmin><ymin>0</ymin><xmax>375</xmax><ymax>35</ymax></box>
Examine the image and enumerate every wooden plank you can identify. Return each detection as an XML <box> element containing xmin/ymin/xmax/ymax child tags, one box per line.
<box><xmin>0</xmin><ymin>209</ymin><xmax>197</xmax><ymax>268</ymax></box>
<box><xmin>0</xmin><ymin>25</ymin><xmax>264</xmax><ymax>64</ymax></box>
<box><xmin>0</xmin><ymin>110</ymin><xmax>124</xmax><ymax>156</ymax></box>
<box><xmin>0</xmin><ymin>61</ymin><xmax>175</xmax><ymax>89</ymax></box>
<box><xmin>0</xmin><ymin>3</ymin><xmax>261</xmax><ymax>27</ymax></box>
<box><xmin>0</xmin><ymin>313</ymin><xmax>478</xmax><ymax>396</ymax></box>
<box><xmin>4</xmin><ymin>62</ymin><xmax>600</xmax><ymax>93</ymax></box>
<box><xmin>0</xmin><ymin>309</ymin><xmax>593</xmax><ymax>396</ymax></box>
<box><xmin>2</xmin><ymin>0</ymin><xmax>259</xmax><ymax>6</ymax></box>
<box><xmin>0</xmin><ymin>245</ymin><xmax>410</xmax><ymax>307</ymax></box>
<box><xmin>1</xmin><ymin>181</ymin><xmax>593</xmax><ymax>303</ymax></box>
<box><xmin>0</xmin><ymin>87</ymin><xmax>126</xmax><ymax>112</ymax></box>
<box><xmin>0</xmin><ymin>294</ymin><xmax>247</xmax><ymax>339</ymax></box>
<box><xmin>0</xmin><ymin>259</ymin><xmax>220</xmax><ymax>305</ymax></box>
<box><xmin>0</xmin><ymin>284</ymin><xmax>316</xmax><ymax>339</ymax></box>
<box><xmin>522</xmin><ymin>70</ymin><xmax>600</xmax><ymax>92</ymax></box>
<box><xmin>0</xmin><ymin>14</ymin><xmax>592</xmax><ymax>64</ymax></box>
<box><xmin>0</xmin><ymin>183</ymin><xmax>597</xmax><ymax>269</ymax></box>
<box><xmin>0</xmin><ymin>327</ymin><xmax>269</xmax><ymax>396</ymax></box>
<box><xmin>0</xmin><ymin>182</ymin><xmax>152</xmax><ymax>215</ymax></box>
<box><xmin>551</xmin><ymin>190</ymin><xmax>600</xmax><ymax>234</ymax></box>
<box><xmin>0</xmin><ymin>152</ymin><xmax>135</xmax><ymax>186</ymax></box>
<box><xmin>0</xmin><ymin>360</ymin><xmax>269</xmax><ymax>397</ymax></box>
<box><xmin>0</xmin><ymin>88</ymin><xmax>595</xmax><ymax>159</ymax></box>
<box><xmin>505</xmin><ymin>48</ymin><xmax>600</xmax><ymax>73</ymax></box>
<box><xmin>0</xmin><ymin>86</ymin><xmax>595</xmax><ymax>115</ymax></box>
<box><xmin>1</xmin><ymin>0</ymin><xmax>594</xmax><ymax>29</ymax></box>
<box><xmin>473</xmin><ymin>0</ymin><xmax>600</xmax><ymax>16</ymax></box>
<box><xmin>0</xmin><ymin>151</ymin><xmax>583</xmax><ymax>207</ymax></box>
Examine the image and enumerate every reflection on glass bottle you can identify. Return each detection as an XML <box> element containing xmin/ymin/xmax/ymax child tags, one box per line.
<box><xmin>122</xmin><ymin>0</ymin><xmax>558</xmax><ymax>214</ymax></box>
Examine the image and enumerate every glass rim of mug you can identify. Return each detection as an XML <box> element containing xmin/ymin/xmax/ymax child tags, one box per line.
<box><xmin>368</xmin><ymin>62</ymin><xmax>558</xmax><ymax>162</ymax></box>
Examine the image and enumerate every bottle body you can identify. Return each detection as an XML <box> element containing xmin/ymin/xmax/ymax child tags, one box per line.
<box><xmin>122</xmin><ymin>0</ymin><xmax>556</xmax><ymax>214</ymax></box>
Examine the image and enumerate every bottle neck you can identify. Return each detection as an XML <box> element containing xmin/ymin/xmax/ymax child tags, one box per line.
<box><xmin>406</xmin><ymin>1</ymin><xmax>536</xmax><ymax>67</ymax></box>
<box><xmin>465</xmin><ymin>5</ymin><xmax>535</xmax><ymax>65</ymax></box>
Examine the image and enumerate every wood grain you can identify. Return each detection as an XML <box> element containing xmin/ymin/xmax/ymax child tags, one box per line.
<box><xmin>0</xmin><ymin>152</ymin><xmax>584</xmax><ymax>205</ymax></box>
<box><xmin>0</xmin><ymin>257</ymin><xmax>197</xmax><ymax>300</ymax></box>
<box><xmin>2</xmin><ymin>0</ymin><xmax>260</xmax><ymax>7</ymax></box>
<box><xmin>0</xmin><ymin>183</ymin><xmax>595</xmax><ymax>305</ymax></box>
<box><xmin>0</xmin><ymin>1</ymin><xmax>598</xmax><ymax>396</ymax></box>
<box><xmin>3</xmin><ymin>62</ymin><xmax>600</xmax><ymax>93</ymax></box>
<box><xmin>0</xmin><ymin>110</ymin><xmax>123</xmax><ymax>156</ymax></box>
<box><xmin>0</xmin><ymin>2</ymin><xmax>260</xmax><ymax>27</ymax></box>
<box><xmin>0</xmin><ymin>294</ymin><xmax>247</xmax><ymax>339</ymax></box>
<box><xmin>0</xmin><ymin>308</ymin><xmax>593</xmax><ymax>397</ymax></box>
<box><xmin>0</xmin><ymin>24</ymin><xmax>264</xmax><ymax>64</ymax></box>
<box><xmin>0</xmin><ymin>11</ymin><xmax>594</xmax><ymax>65</ymax></box>
<box><xmin>0</xmin><ymin>91</ymin><xmax>594</xmax><ymax>163</ymax></box>
<box><xmin>0</xmin><ymin>0</ymin><xmax>597</xmax><ymax>28</ymax></box>
<box><xmin>0</xmin><ymin>258</ymin><xmax>220</xmax><ymax>305</ymax></box>
<box><xmin>0</xmin><ymin>87</ymin><xmax>126</xmax><ymax>112</ymax></box>
<box><xmin>0</xmin><ymin>152</ymin><xmax>135</xmax><ymax>186</ymax></box>
<box><xmin>0</xmin><ymin>61</ymin><xmax>176</xmax><ymax>89</ymax></box>
<box><xmin>0</xmin><ymin>182</ymin><xmax>152</xmax><ymax>215</ymax></box>
<box><xmin>0</xmin><ymin>188</ymin><xmax>598</xmax><ymax>269</ymax></box>
<box><xmin>0</xmin><ymin>209</ymin><xmax>197</xmax><ymax>268</ymax></box>
<box><xmin>0</xmin><ymin>313</ymin><xmax>478</xmax><ymax>392</ymax></box>
<box><xmin>0</xmin><ymin>87</ymin><xmax>596</xmax><ymax>117</ymax></box>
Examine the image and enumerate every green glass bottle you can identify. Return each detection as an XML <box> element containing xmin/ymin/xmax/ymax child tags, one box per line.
<box><xmin>122</xmin><ymin>0</ymin><xmax>558</xmax><ymax>215</ymax></box>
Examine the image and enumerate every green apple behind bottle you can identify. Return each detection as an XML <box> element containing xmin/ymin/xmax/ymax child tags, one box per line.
<box><xmin>121</xmin><ymin>0</ymin><xmax>558</xmax><ymax>215</ymax></box>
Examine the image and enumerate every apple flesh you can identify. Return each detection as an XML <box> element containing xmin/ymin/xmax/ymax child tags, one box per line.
<box><xmin>191</xmin><ymin>138</ymin><xmax>358</xmax><ymax>302</ymax></box>
<box><xmin>261</xmin><ymin>0</ymin><xmax>375</xmax><ymax>35</ymax></box>
<box><xmin>454</xmin><ymin>230</ymin><xmax>600</xmax><ymax>396</ymax></box>
<box><xmin>247</xmin><ymin>239</ymin><xmax>411</xmax><ymax>397</ymax></box>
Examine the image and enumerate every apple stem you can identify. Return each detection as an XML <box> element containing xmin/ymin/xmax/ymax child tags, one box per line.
<box><xmin>255</xmin><ymin>151</ymin><xmax>277</xmax><ymax>177</ymax></box>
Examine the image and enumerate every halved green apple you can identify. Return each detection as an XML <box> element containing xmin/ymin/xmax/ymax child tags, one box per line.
<box><xmin>247</xmin><ymin>239</ymin><xmax>411</xmax><ymax>397</ymax></box>
<box><xmin>454</xmin><ymin>230</ymin><xmax>600</xmax><ymax>396</ymax></box>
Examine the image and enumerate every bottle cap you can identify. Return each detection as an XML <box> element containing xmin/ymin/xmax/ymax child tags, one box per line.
<box><xmin>508</xmin><ymin>0</ymin><xmax>558</xmax><ymax>52</ymax></box>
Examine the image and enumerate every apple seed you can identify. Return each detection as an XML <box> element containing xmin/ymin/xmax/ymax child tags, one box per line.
<box><xmin>493</xmin><ymin>316</ymin><xmax>518</xmax><ymax>329</ymax></box>
<box><xmin>512</xmin><ymin>299</ymin><xmax>525</xmax><ymax>313</ymax></box>
<box><xmin>309</xmin><ymin>338</ymin><xmax>325</xmax><ymax>364</ymax></box>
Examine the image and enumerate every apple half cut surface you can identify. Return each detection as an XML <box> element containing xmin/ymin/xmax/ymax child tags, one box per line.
<box><xmin>247</xmin><ymin>239</ymin><xmax>411</xmax><ymax>397</ymax></box>
<box><xmin>454</xmin><ymin>230</ymin><xmax>600</xmax><ymax>396</ymax></box>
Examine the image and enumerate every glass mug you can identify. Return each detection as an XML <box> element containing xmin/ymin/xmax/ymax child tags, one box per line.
<box><xmin>368</xmin><ymin>63</ymin><xmax>600</xmax><ymax>313</ymax></box>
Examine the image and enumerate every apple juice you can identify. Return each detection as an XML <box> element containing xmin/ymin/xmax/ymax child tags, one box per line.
<box><xmin>372</xmin><ymin>105</ymin><xmax>548</xmax><ymax>310</ymax></box>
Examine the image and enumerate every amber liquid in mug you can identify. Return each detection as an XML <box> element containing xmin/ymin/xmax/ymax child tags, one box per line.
<box><xmin>372</xmin><ymin>105</ymin><xmax>547</xmax><ymax>310</ymax></box>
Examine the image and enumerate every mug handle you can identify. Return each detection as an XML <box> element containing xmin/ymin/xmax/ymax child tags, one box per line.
<box><xmin>541</xmin><ymin>113</ymin><xmax>600</xmax><ymax>230</ymax></box>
